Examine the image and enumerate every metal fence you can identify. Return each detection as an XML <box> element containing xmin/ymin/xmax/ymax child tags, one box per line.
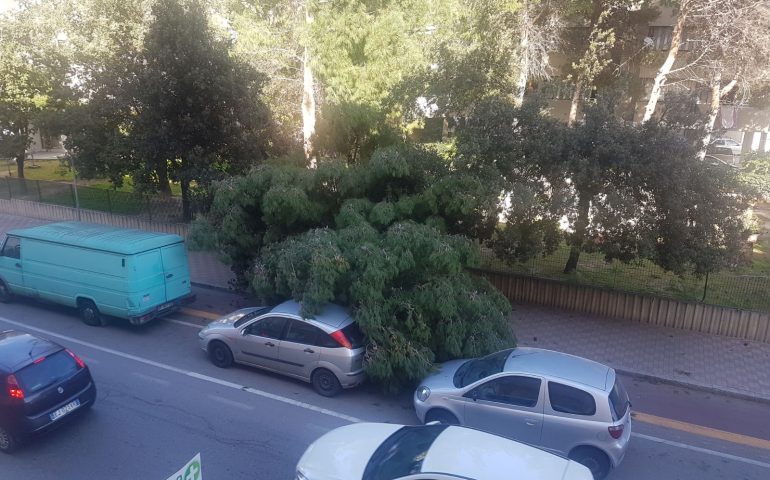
<box><xmin>479</xmin><ymin>247</ymin><xmax>770</xmax><ymax>314</ymax></box>
<box><xmin>0</xmin><ymin>177</ymin><xmax>208</xmax><ymax>224</ymax></box>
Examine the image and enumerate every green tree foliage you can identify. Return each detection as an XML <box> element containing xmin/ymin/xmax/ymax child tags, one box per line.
<box><xmin>457</xmin><ymin>96</ymin><xmax>749</xmax><ymax>276</ymax></box>
<box><xmin>64</xmin><ymin>0</ymin><xmax>275</xmax><ymax>219</ymax></box>
<box><xmin>0</xmin><ymin>1</ymin><xmax>69</xmax><ymax>179</ymax></box>
<box><xmin>194</xmin><ymin>145</ymin><xmax>514</xmax><ymax>391</ymax></box>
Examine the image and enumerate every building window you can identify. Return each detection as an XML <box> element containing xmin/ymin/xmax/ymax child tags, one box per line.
<box><xmin>648</xmin><ymin>26</ymin><xmax>673</xmax><ymax>50</ymax></box>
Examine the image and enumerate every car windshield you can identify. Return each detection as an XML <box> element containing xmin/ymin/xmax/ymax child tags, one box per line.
<box><xmin>453</xmin><ymin>349</ymin><xmax>513</xmax><ymax>388</ymax></box>
<box><xmin>232</xmin><ymin>307</ymin><xmax>271</xmax><ymax>328</ymax></box>
<box><xmin>609</xmin><ymin>378</ymin><xmax>631</xmax><ymax>420</ymax></box>
<box><xmin>362</xmin><ymin>425</ymin><xmax>448</xmax><ymax>480</ymax></box>
<box><xmin>15</xmin><ymin>350</ymin><xmax>78</xmax><ymax>394</ymax></box>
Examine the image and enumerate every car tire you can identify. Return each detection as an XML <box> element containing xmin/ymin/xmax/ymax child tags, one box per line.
<box><xmin>208</xmin><ymin>341</ymin><xmax>234</xmax><ymax>368</ymax></box>
<box><xmin>78</xmin><ymin>299</ymin><xmax>104</xmax><ymax>327</ymax></box>
<box><xmin>425</xmin><ymin>409</ymin><xmax>460</xmax><ymax>425</ymax></box>
<box><xmin>569</xmin><ymin>446</ymin><xmax>611</xmax><ymax>480</ymax></box>
<box><xmin>0</xmin><ymin>425</ymin><xmax>19</xmax><ymax>453</ymax></box>
<box><xmin>0</xmin><ymin>280</ymin><xmax>12</xmax><ymax>303</ymax></box>
<box><xmin>312</xmin><ymin>368</ymin><xmax>342</xmax><ymax>397</ymax></box>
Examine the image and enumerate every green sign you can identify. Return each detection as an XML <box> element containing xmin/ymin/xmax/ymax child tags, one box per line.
<box><xmin>166</xmin><ymin>453</ymin><xmax>202</xmax><ymax>480</ymax></box>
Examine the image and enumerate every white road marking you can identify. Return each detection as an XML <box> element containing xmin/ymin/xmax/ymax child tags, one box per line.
<box><xmin>131</xmin><ymin>372</ymin><xmax>170</xmax><ymax>386</ymax></box>
<box><xmin>207</xmin><ymin>395</ymin><xmax>254</xmax><ymax>411</ymax></box>
<box><xmin>165</xmin><ymin>318</ymin><xmax>203</xmax><ymax>329</ymax></box>
<box><xmin>0</xmin><ymin>315</ymin><xmax>361</xmax><ymax>424</ymax></box>
<box><xmin>633</xmin><ymin>433</ymin><xmax>770</xmax><ymax>469</ymax></box>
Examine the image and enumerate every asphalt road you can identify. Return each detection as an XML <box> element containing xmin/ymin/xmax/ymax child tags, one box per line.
<box><xmin>2</xmin><ymin>289</ymin><xmax>770</xmax><ymax>480</ymax></box>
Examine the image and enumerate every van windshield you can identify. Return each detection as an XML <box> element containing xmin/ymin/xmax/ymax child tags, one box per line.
<box><xmin>16</xmin><ymin>351</ymin><xmax>79</xmax><ymax>394</ymax></box>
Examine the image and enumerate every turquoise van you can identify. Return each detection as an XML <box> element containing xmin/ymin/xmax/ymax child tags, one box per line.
<box><xmin>0</xmin><ymin>222</ymin><xmax>195</xmax><ymax>326</ymax></box>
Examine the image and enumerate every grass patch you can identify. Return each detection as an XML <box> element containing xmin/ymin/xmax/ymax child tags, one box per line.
<box><xmin>479</xmin><ymin>237</ymin><xmax>770</xmax><ymax>313</ymax></box>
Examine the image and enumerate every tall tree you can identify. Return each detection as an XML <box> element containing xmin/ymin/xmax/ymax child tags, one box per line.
<box><xmin>0</xmin><ymin>1</ymin><xmax>69</xmax><ymax>181</ymax></box>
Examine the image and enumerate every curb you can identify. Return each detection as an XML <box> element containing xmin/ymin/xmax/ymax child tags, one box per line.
<box><xmin>616</xmin><ymin>368</ymin><xmax>770</xmax><ymax>406</ymax></box>
<box><xmin>190</xmin><ymin>281</ymin><xmax>236</xmax><ymax>294</ymax></box>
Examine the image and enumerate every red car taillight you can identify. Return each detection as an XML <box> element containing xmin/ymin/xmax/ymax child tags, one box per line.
<box><xmin>329</xmin><ymin>330</ymin><xmax>353</xmax><ymax>349</ymax></box>
<box><xmin>66</xmin><ymin>349</ymin><xmax>86</xmax><ymax>369</ymax></box>
<box><xmin>608</xmin><ymin>425</ymin><xmax>624</xmax><ymax>439</ymax></box>
<box><xmin>7</xmin><ymin>374</ymin><xmax>24</xmax><ymax>400</ymax></box>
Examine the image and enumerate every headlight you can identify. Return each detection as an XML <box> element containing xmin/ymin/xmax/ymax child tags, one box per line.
<box><xmin>416</xmin><ymin>386</ymin><xmax>431</xmax><ymax>402</ymax></box>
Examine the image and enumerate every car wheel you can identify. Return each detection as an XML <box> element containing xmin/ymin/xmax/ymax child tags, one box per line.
<box><xmin>425</xmin><ymin>409</ymin><xmax>460</xmax><ymax>425</ymax></box>
<box><xmin>569</xmin><ymin>446</ymin><xmax>611</xmax><ymax>480</ymax></box>
<box><xmin>208</xmin><ymin>341</ymin><xmax>234</xmax><ymax>368</ymax></box>
<box><xmin>312</xmin><ymin>368</ymin><xmax>342</xmax><ymax>397</ymax></box>
<box><xmin>0</xmin><ymin>280</ymin><xmax>12</xmax><ymax>303</ymax></box>
<box><xmin>78</xmin><ymin>299</ymin><xmax>104</xmax><ymax>327</ymax></box>
<box><xmin>0</xmin><ymin>426</ymin><xmax>19</xmax><ymax>453</ymax></box>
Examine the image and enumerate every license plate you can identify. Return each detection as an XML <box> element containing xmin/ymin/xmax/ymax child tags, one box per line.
<box><xmin>50</xmin><ymin>399</ymin><xmax>80</xmax><ymax>422</ymax></box>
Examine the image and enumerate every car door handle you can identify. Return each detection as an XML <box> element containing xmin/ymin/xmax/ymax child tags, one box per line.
<box><xmin>15</xmin><ymin>263</ymin><xmax>21</xmax><ymax>268</ymax></box>
<box><xmin>525</xmin><ymin>419</ymin><xmax>538</xmax><ymax>426</ymax></box>
<box><xmin>265</xmin><ymin>341</ymin><xmax>275</xmax><ymax>347</ymax></box>
<box><xmin>303</xmin><ymin>348</ymin><xmax>315</xmax><ymax>353</ymax></box>
<box><xmin>166</xmin><ymin>273</ymin><xmax>174</xmax><ymax>278</ymax></box>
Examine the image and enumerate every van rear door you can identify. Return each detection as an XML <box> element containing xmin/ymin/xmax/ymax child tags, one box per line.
<box><xmin>159</xmin><ymin>243</ymin><xmax>190</xmax><ymax>301</ymax></box>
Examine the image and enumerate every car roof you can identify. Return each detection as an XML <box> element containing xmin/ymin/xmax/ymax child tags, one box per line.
<box><xmin>504</xmin><ymin>347</ymin><xmax>612</xmax><ymax>391</ymax></box>
<box><xmin>7</xmin><ymin>221</ymin><xmax>184</xmax><ymax>255</ymax></box>
<box><xmin>0</xmin><ymin>330</ymin><xmax>62</xmax><ymax>372</ymax></box>
<box><xmin>269</xmin><ymin>300</ymin><xmax>352</xmax><ymax>329</ymax></box>
<box><xmin>422</xmin><ymin>426</ymin><xmax>578</xmax><ymax>479</ymax></box>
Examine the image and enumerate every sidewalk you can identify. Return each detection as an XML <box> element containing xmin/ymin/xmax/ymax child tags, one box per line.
<box><xmin>2</xmin><ymin>213</ymin><xmax>770</xmax><ymax>403</ymax></box>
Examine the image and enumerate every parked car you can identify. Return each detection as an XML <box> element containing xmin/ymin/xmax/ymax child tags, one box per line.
<box><xmin>198</xmin><ymin>300</ymin><xmax>366</xmax><ymax>397</ymax></box>
<box><xmin>413</xmin><ymin>347</ymin><xmax>632</xmax><ymax>479</ymax></box>
<box><xmin>0</xmin><ymin>221</ymin><xmax>195</xmax><ymax>326</ymax></box>
<box><xmin>0</xmin><ymin>330</ymin><xmax>97</xmax><ymax>452</ymax></box>
<box><xmin>296</xmin><ymin>422</ymin><xmax>594</xmax><ymax>480</ymax></box>
<box><xmin>708</xmin><ymin>138</ymin><xmax>742</xmax><ymax>156</ymax></box>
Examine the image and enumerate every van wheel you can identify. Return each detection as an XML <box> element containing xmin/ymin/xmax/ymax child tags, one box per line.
<box><xmin>312</xmin><ymin>368</ymin><xmax>342</xmax><ymax>397</ymax></box>
<box><xmin>208</xmin><ymin>341</ymin><xmax>234</xmax><ymax>368</ymax></box>
<box><xmin>0</xmin><ymin>281</ymin><xmax>11</xmax><ymax>303</ymax></box>
<box><xmin>0</xmin><ymin>425</ymin><xmax>19</xmax><ymax>453</ymax></box>
<box><xmin>569</xmin><ymin>446</ymin><xmax>611</xmax><ymax>480</ymax></box>
<box><xmin>425</xmin><ymin>409</ymin><xmax>460</xmax><ymax>425</ymax></box>
<box><xmin>78</xmin><ymin>299</ymin><xmax>104</xmax><ymax>327</ymax></box>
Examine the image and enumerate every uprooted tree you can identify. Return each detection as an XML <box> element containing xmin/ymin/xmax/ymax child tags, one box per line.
<box><xmin>190</xmin><ymin>145</ymin><xmax>515</xmax><ymax>391</ymax></box>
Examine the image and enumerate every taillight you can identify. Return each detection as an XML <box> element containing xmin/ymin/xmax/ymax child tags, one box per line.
<box><xmin>66</xmin><ymin>349</ymin><xmax>86</xmax><ymax>369</ymax></box>
<box><xmin>329</xmin><ymin>330</ymin><xmax>352</xmax><ymax>349</ymax></box>
<box><xmin>608</xmin><ymin>425</ymin><xmax>624</xmax><ymax>439</ymax></box>
<box><xmin>7</xmin><ymin>374</ymin><xmax>24</xmax><ymax>400</ymax></box>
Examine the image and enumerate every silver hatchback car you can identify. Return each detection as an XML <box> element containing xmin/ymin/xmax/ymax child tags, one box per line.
<box><xmin>413</xmin><ymin>347</ymin><xmax>631</xmax><ymax>480</ymax></box>
<box><xmin>198</xmin><ymin>300</ymin><xmax>366</xmax><ymax>397</ymax></box>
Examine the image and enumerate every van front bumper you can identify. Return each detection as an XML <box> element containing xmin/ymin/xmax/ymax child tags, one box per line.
<box><xmin>129</xmin><ymin>293</ymin><xmax>197</xmax><ymax>325</ymax></box>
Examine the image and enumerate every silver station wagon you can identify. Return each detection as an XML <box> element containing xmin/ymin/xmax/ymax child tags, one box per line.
<box><xmin>413</xmin><ymin>347</ymin><xmax>632</xmax><ymax>479</ymax></box>
<box><xmin>198</xmin><ymin>300</ymin><xmax>366</xmax><ymax>397</ymax></box>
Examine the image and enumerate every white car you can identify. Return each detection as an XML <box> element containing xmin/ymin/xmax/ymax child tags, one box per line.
<box><xmin>296</xmin><ymin>422</ymin><xmax>594</xmax><ymax>480</ymax></box>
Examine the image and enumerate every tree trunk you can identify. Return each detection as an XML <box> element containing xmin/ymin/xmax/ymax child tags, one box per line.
<box><xmin>156</xmin><ymin>163</ymin><xmax>172</xmax><ymax>196</ymax></box>
<box><xmin>641</xmin><ymin>0</ymin><xmax>690</xmax><ymax>123</ymax></box>
<box><xmin>180</xmin><ymin>178</ymin><xmax>191</xmax><ymax>221</ymax></box>
<box><xmin>563</xmin><ymin>195</ymin><xmax>591</xmax><ymax>274</ymax></box>
<box><xmin>699</xmin><ymin>72</ymin><xmax>740</xmax><ymax>160</ymax></box>
<box><xmin>514</xmin><ymin>2</ymin><xmax>530</xmax><ymax>106</ymax></box>
<box><xmin>568</xmin><ymin>80</ymin><xmax>583</xmax><ymax>126</ymax></box>
<box><xmin>302</xmin><ymin>5</ymin><xmax>317</xmax><ymax>167</ymax></box>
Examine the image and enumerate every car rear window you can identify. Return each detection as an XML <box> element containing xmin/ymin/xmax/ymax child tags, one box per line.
<box><xmin>609</xmin><ymin>378</ymin><xmax>630</xmax><ymax>420</ymax></box>
<box><xmin>342</xmin><ymin>322</ymin><xmax>365</xmax><ymax>349</ymax></box>
<box><xmin>453</xmin><ymin>349</ymin><xmax>513</xmax><ymax>388</ymax></box>
<box><xmin>362</xmin><ymin>425</ymin><xmax>448</xmax><ymax>480</ymax></box>
<box><xmin>15</xmin><ymin>350</ymin><xmax>78</xmax><ymax>394</ymax></box>
<box><xmin>548</xmin><ymin>382</ymin><xmax>596</xmax><ymax>416</ymax></box>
